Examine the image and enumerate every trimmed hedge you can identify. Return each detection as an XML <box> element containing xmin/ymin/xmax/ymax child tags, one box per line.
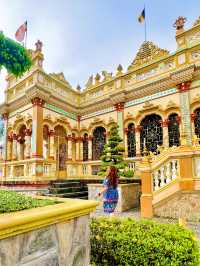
<box><xmin>90</xmin><ymin>217</ymin><xmax>200</xmax><ymax>266</ymax></box>
<box><xmin>0</xmin><ymin>190</ymin><xmax>57</xmax><ymax>213</ymax></box>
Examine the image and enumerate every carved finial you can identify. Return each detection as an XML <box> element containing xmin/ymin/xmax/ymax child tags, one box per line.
<box><xmin>116</xmin><ymin>64</ymin><xmax>123</xmax><ymax>75</ymax></box>
<box><xmin>102</xmin><ymin>71</ymin><xmax>112</xmax><ymax>81</ymax></box>
<box><xmin>173</xmin><ymin>16</ymin><xmax>187</xmax><ymax>31</ymax></box>
<box><xmin>35</xmin><ymin>40</ymin><xmax>43</xmax><ymax>52</ymax></box>
<box><xmin>76</xmin><ymin>84</ymin><xmax>81</xmax><ymax>91</ymax></box>
<box><xmin>193</xmin><ymin>16</ymin><xmax>200</xmax><ymax>27</ymax></box>
<box><xmin>95</xmin><ymin>73</ymin><xmax>101</xmax><ymax>84</ymax></box>
<box><xmin>85</xmin><ymin>75</ymin><xmax>93</xmax><ymax>88</ymax></box>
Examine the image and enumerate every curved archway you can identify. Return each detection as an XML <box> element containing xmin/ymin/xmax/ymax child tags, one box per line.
<box><xmin>168</xmin><ymin>113</ymin><xmax>180</xmax><ymax>147</ymax></box>
<box><xmin>18</xmin><ymin>124</ymin><xmax>26</xmax><ymax>160</ymax></box>
<box><xmin>140</xmin><ymin>114</ymin><xmax>163</xmax><ymax>154</ymax></box>
<box><xmin>92</xmin><ymin>126</ymin><xmax>106</xmax><ymax>160</ymax></box>
<box><xmin>127</xmin><ymin>123</ymin><xmax>136</xmax><ymax>157</ymax></box>
<box><xmin>194</xmin><ymin>108</ymin><xmax>200</xmax><ymax>138</ymax></box>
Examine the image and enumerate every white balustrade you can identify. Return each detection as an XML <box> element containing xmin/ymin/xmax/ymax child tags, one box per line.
<box><xmin>153</xmin><ymin>159</ymin><xmax>179</xmax><ymax>191</ymax></box>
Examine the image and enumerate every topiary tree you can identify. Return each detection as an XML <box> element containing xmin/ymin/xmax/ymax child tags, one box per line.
<box><xmin>98</xmin><ymin>123</ymin><xmax>128</xmax><ymax>177</ymax></box>
<box><xmin>0</xmin><ymin>31</ymin><xmax>32</xmax><ymax>77</ymax></box>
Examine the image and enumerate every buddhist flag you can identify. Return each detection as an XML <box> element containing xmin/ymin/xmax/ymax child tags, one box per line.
<box><xmin>138</xmin><ymin>8</ymin><xmax>145</xmax><ymax>23</ymax></box>
<box><xmin>15</xmin><ymin>21</ymin><xmax>27</xmax><ymax>42</ymax></box>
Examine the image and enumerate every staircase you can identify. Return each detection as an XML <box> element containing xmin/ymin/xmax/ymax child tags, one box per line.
<box><xmin>47</xmin><ymin>180</ymin><xmax>88</xmax><ymax>200</ymax></box>
<box><xmin>139</xmin><ymin>145</ymin><xmax>200</xmax><ymax>221</ymax></box>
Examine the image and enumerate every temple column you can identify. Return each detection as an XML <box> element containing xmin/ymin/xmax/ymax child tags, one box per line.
<box><xmin>49</xmin><ymin>130</ymin><xmax>55</xmax><ymax>159</ymax></box>
<box><xmin>88</xmin><ymin>135</ymin><xmax>93</xmax><ymax>160</ymax></box>
<box><xmin>124</xmin><ymin>128</ymin><xmax>128</xmax><ymax>157</ymax></box>
<box><xmin>161</xmin><ymin>119</ymin><xmax>169</xmax><ymax>148</ymax></box>
<box><xmin>114</xmin><ymin>102</ymin><xmax>125</xmax><ymax>140</ymax></box>
<box><xmin>67</xmin><ymin>135</ymin><xmax>72</xmax><ymax>160</ymax></box>
<box><xmin>135</xmin><ymin>125</ymin><xmax>142</xmax><ymax>156</ymax></box>
<box><xmin>177</xmin><ymin>81</ymin><xmax>192</xmax><ymax>145</ymax></box>
<box><xmin>16</xmin><ymin>138</ymin><xmax>21</xmax><ymax>160</ymax></box>
<box><xmin>12</xmin><ymin>134</ymin><xmax>17</xmax><ymax>160</ymax></box>
<box><xmin>7</xmin><ymin>135</ymin><xmax>12</xmax><ymax>161</ymax></box>
<box><xmin>24</xmin><ymin>129</ymin><xmax>32</xmax><ymax>159</ymax></box>
<box><xmin>31</xmin><ymin>97</ymin><xmax>44</xmax><ymax>158</ymax></box>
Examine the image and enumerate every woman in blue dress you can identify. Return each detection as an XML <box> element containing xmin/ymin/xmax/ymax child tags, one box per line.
<box><xmin>97</xmin><ymin>166</ymin><xmax>119</xmax><ymax>214</ymax></box>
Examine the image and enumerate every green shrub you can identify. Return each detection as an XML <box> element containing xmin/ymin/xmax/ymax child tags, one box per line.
<box><xmin>0</xmin><ymin>190</ymin><xmax>57</xmax><ymax>213</ymax></box>
<box><xmin>90</xmin><ymin>217</ymin><xmax>200</xmax><ymax>266</ymax></box>
<box><xmin>121</xmin><ymin>169</ymin><xmax>134</xmax><ymax>178</ymax></box>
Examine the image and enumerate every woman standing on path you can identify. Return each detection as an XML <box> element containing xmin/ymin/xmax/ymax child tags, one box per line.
<box><xmin>97</xmin><ymin>166</ymin><xmax>119</xmax><ymax>214</ymax></box>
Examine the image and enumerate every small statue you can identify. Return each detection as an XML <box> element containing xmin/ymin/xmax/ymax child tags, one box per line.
<box><xmin>173</xmin><ymin>16</ymin><xmax>187</xmax><ymax>31</ymax></box>
<box><xmin>85</xmin><ymin>75</ymin><xmax>93</xmax><ymax>88</ymax></box>
<box><xmin>35</xmin><ymin>40</ymin><xmax>43</xmax><ymax>52</ymax></box>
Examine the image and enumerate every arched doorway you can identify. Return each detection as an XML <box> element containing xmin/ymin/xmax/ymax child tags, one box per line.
<box><xmin>43</xmin><ymin>125</ymin><xmax>49</xmax><ymax>159</ymax></box>
<box><xmin>168</xmin><ymin>113</ymin><xmax>180</xmax><ymax>147</ymax></box>
<box><xmin>83</xmin><ymin>133</ymin><xmax>89</xmax><ymax>161</ymax></box>
<box><xmin>92</xmin><ymin>127</ymin><xmax>106</xmax><ymax>160</ymax></box>
<box><xmin>140</xmin><ymin>114</ymin><xmax>163</xmax><ymax>154</ymax></box>
<box><xmin>194</xmin><ymin>108</ymin><xmax>200</xmax><ymax>138</ymax></box>
<box><xmin>54</xmin><ymin>125</ymin><xmax>67</xmax><ymax>171</ymax></box>
<box><xmin>127</xmin><ymin>123</ymin><xmax>136</xmax><ymax>157</ymax></box>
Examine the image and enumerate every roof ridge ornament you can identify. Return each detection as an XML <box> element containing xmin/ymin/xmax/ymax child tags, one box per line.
<box><xmin>128</xmin><ymin>41</ymin><xmax>169</xmax><ymax>70</ymax></box>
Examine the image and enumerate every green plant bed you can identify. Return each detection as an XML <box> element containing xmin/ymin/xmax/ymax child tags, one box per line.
<box><xmin>0</xmin><ymin>190</ymin><xmax>57</xmax><ymax>213</ymax></box>
<box><xmin>90</xmin><ymin>217</ymin><xmax>200</xmax><ymax>266</ymax></box>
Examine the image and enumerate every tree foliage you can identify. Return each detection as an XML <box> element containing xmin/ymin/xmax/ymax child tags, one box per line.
<box><xmin>0</xmin><ymin>32</ymin><xmax>32</xmax><ymax>76</ymax></box>
<box><xmin>98</xmin><ymin>123</ymin><xmax>128</xmax><ymax>176</ymax></box>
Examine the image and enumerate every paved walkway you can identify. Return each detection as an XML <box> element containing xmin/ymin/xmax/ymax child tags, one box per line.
<box><xmin>91</xmin><ymin>208</ymin><xmax>200</xmax><ymax>242</ymax></box>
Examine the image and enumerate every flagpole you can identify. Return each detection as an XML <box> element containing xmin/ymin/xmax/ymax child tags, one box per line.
<box><xmin>24</xmin><ymin>21</ymin><xmax>27</xmax><ymax>48</ymax></box>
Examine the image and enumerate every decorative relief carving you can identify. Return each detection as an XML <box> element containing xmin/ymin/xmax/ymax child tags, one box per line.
<box><xmin>187</xmin><ymin>31</ymin><xmax>200</xmax><ymax>45</ymax></box>
<box><xmin>190</xmin><ymin>50</ymin><xmax>200</xmax><ymax>61</ymax></box>
<box><xmin>173</xmin><ymin>16</ymin><xmax>187</xmax><ymax>31</ymax></box>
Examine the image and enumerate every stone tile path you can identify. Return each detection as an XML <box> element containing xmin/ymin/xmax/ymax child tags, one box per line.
<box><xmin>91</xmin><ymin>208</ymin><xmax>200</xmax><ymax>242</ymax></box>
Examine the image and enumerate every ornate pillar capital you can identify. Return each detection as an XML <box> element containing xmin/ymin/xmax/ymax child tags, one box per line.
<box><xmin>160</xmin><ymin>119</ymin><xmax>169</xmax><ymax>127</ymax></box>
<box><xmin>114</xmin><ymin>102</ymin><xmax>125</xmax><ymax>111</ymax></box>
<box><xmin>177</xmin><ymin>81</ymin><xmax>191</xmax><ymax>92</ymax></box>
<box><xmin>77</xmin><ymin>115</ymin><xmax>81</xmax><ymax>122</ymax></box>
<box><xmin>31</xmin><ymin>97</ymin><xmax>45</xmax><ymax>107</ymax></box>
<box><xmin>190</xmin><ymin>113</ymin><xmax>196</xmax><ymax>122</ymax></box>
<box><xmin>25</xmin><ymin>128</ymin><xmax>32</xmax><ymax>136</ymax></box>
<box><xmin>135</xmin><ymin>125</ymin><xmax>142</xmax><ymax>133</ymax></box>
<box><xmin>88</xmin><ymin>135</ymin><xmax>93</xmax><ymax>141</ymax></box>
<box><xmin>49</xmin><ymin>130</ymin><xmax>55</xmax><ymax>136</ymax></box>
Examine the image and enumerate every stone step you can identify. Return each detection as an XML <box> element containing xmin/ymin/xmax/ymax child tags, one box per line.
<box><xmin>53</xmin><ymin>191</ymin><xmax>88</xmax><ymax>198</ymax></box>
<box><xmin>48</xmin><ymin>186</ymin><xmax>87</xmax><ymax>193</ymax></box>
<box><xmin>51</xmin><ymin>182</ymin><xmax>81</xmax><ymax>188</ymax></box>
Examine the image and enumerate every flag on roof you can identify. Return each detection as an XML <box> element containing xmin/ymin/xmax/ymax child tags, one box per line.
<box><xmin>138</xmin><ymin>8</ymin><xmax>145</xmax><ymax>23</ymax></box>
<box><xmin>15</xmin><ymin>21</ymin><xmax>27</xmax><ymax>42</ymax></box>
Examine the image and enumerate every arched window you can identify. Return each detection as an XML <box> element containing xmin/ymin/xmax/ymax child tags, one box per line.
<box><xmin>92</xmin><ymin>127</ymin><xmax>106</xmax><ymax>160</ymax></box>
<box><xmin>168</xmin><ymin>113</ymin><xmax>180</xmax><ymax>147</ymax></box>
<box><xmin>140</xmin><ymin>114</ymin><xmax>163</xmax><ymax>154</ymax></box>
<box><xmin>127</xmin><ymin>123</ymin><xmax>136</xmax><ymax>157</ymax></box>
<box><xmin>54</xmin><ymin>125</ymin><xmax>67</xmax><ymax>170</ymax></box>
<box><xmin>83</xmin><ymin>133</ymin><xmax>88</xmax><ymax>161</ymax></box>
<box><xmin>194</xmin><ymin>108</ymin><xmax>200</xmax><ymax>138</ymax></box>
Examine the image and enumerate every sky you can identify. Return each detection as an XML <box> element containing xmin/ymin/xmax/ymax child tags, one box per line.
<box><xmin>0</xmin><ymin>0</ymin><xmax>200</xmax><ymax>104</ymax></box>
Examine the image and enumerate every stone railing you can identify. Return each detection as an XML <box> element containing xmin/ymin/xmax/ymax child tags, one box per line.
<box><xmin>153</xmin><ymin>159</ymin><xmax>179</xmax><ymax>191</ymax></box>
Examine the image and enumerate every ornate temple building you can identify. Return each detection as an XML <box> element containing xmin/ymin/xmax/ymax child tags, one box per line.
<box><xmin>0</xmin><ymin>16</ymin><xmax>200</xmax><ymax>185</ymax></box>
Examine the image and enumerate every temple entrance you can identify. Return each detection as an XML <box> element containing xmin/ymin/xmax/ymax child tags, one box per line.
<box><xmin>54</xmin><ymin>126</ymin><xmax>67</xmax><ymax>177</ymax></box>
